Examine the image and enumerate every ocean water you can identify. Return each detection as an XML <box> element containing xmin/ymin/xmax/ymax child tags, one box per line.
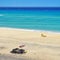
<box><xmin>0</xmin><ymin>7</ymin><xmax>60</xmax><ymax>32</ymax></box>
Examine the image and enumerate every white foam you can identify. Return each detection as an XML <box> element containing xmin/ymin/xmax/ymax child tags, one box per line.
<box><xmin>0</xmin><ymin>27</ymin><xmax>60</xmax><ymax>34</ymax></box>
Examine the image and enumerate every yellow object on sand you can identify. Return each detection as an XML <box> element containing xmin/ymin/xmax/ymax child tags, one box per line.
<box><xmin>41</xmin><ymin>33</ymin><xmax>47</xmax><ymax>37</ymax></box>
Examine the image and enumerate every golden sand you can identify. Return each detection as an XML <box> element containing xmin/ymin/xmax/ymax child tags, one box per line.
<box><xmin>0</xmin><ymin>28</ymin><xmax>60</xmax><ymax>60</ymax></box>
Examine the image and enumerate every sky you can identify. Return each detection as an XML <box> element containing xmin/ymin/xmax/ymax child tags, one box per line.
<box><xmin>0</xmin><ymin>0</ymin><xmax>60</xmax><ymax>7</ymax></box>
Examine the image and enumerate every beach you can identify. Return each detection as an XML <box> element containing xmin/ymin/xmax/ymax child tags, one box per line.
<box><xmin>0</xmin><ymin>28</ymin><xmax>60</xmax><ymax>60</ymax></box>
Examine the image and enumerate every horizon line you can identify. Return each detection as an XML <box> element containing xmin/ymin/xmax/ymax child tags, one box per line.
<box><xmin>0</xmin><ymin>6</ymin><xmax>60</xmax><ymax>8</ymax></box>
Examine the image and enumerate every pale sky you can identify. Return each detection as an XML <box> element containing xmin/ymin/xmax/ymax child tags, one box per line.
<box><xmin>0</xmin><ymin>0</ymin><xmax>60</xmax><ymax>7</ymax></box>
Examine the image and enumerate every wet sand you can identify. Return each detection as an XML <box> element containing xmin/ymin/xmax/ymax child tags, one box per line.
<box><xmin>0</xmin><ymin>55</ymin><xmax>24</xmax><ymax>60</ymax></box>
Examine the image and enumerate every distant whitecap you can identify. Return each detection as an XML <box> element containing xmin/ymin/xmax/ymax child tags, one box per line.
<box><xmin>0</xmin><ymin>14</ymin><xmax>4</xmax><ymax>16</ymax></box>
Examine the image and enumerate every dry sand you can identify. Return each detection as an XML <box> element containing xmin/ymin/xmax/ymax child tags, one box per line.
<box><xmin>0</xmin><ymin>28</ymin><xmax>60</xmax><ymax>60</ymax></box>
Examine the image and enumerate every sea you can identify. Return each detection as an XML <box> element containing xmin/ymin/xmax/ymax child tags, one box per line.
<box><xmin>0</xmin><ymin>7</ymin><xmax>60</xmax><ymax>32</ymax></box>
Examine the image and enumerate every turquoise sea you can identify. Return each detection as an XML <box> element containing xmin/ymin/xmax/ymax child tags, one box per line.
<box><xmin>0</xmin><ymin>7</ymin><xmax>60</xmax><ymax>32</ymax></box>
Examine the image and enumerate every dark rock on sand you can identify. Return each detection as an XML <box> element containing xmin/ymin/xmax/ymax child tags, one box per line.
<box><xmin>10</xmin><ymin>48</ymin><xmax>26</xmax><ymax>54</ymax></box>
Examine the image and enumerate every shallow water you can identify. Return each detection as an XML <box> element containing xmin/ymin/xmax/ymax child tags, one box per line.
<box><xmin>0</xmin><ymin>7</ymin><xmax>60</xmax><ymax>32</ymax></box>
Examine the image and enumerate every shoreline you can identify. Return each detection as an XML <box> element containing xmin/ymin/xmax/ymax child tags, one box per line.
<box><xmin>0</xmin><ymin>27</ymin><xmax>60</xmax><ymax>34</ymax></box>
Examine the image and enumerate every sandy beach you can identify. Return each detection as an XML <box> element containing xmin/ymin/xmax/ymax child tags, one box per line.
<box><xmin>0</xmin><ymin>28</ymin><xmax>60</xmax><ymax>60</ymax></box>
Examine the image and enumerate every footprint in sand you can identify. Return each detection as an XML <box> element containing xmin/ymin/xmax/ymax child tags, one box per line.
<box><xmin>0</xmin><ymin>46</ymin><xmax>6</xmax><ymax>49</ymax></box>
